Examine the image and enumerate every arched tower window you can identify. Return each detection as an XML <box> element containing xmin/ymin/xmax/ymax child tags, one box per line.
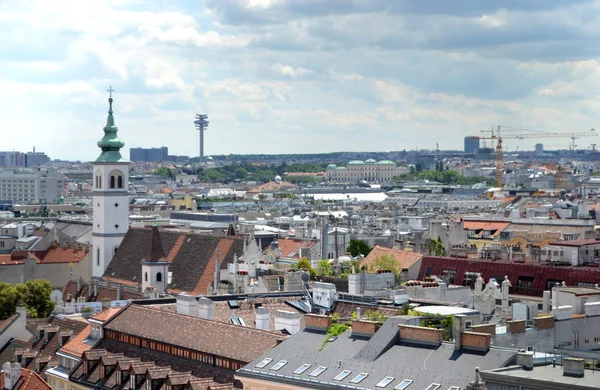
<box><xmin>156</xmin><ymin>272</ymin><xmax>162</xmax><ymax>282</ymax></box>
<box><xmin>95</xmin><ymin>170</ymin><xmax>103</xmax><ymax>189</ymax></box>
<box><xmin>145</xmin><ymin>272</ymin><xmax>148</xmax><ymax>282</ymax></box>
<box><xmin>110</xmin><ymin>176</ymin><xmax>115</xmax><ymax>188</ymax></box>
<box><xmin>109</xmin><ymin>170</ymin><xmax>124</xmax><ymax>189</ymax></box>
<box><xmin>118</xmin><ymin>176</ymin><xmax>123</xmax><ymax>188</ymax></box>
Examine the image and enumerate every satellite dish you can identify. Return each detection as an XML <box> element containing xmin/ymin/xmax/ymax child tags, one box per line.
<box><xmin>301</xmin><ymin>272</ymin><xmax>310</xmax><ymax>282</ymax></box>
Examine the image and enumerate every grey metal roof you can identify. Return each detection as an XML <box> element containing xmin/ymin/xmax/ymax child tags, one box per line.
<box><xmin>236</xmin><ymin>317</ymin><xmax>517</xmax><ymax>390</ymax></box>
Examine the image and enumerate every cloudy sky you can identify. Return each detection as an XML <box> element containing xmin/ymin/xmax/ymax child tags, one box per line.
<box><xmin>1</xmin><ymin>0</ymin><xmax>599</xmax><ymax>161</ymax></box>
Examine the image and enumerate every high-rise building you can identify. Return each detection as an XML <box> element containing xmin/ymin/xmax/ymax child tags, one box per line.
<box><xmin>464</xmin><ymin>136</ymin><xmax>479</xmax><ymax>153</ymax></box>
<box><xmin>129</xmin><ymin>147</ymin><xmax>168</xmax><ymax>162</ymax></box>
<box><xmin>535</xmin><ymin>143</ymin><xmax>544</xmax><ymax>155</ymax></box>
<box><xmin>0</xmin><ymin>168</ymin><xmax>65</xmax><ymax>203</ymax></box>
<box><xmin>24</xmin><ymin>151</ymin><xmax>50</xmax><ymax>167</ymax></box>
<box><xmin>92</xmin><ymin>89</ymin><xmax>130</xmax><ymax>278</ymax></box>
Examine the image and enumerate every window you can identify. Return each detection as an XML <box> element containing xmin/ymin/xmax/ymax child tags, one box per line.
<box><xmin>394</xmin><ymin>380</ymin><xmax>413</xmax><ymax>390</ymax></box>
<box><xmin>333</xmin><ymin>370</ymin><xmax>351</xmax><ymax>381</ymax></box>
<box><xmin>145</xmin><ymin>272</ymin><xmax>148</xmax><ymax>282</ymax></box>
<box><xmin>270</xmin><ymin>360</ymin><xmax>287</xmax><ymax>371</ymax></box>
<box><xmin>157</xmin><ymin>272</ymin><xmax>162</xmax><ymax>282</ymax></box>
<box><xmin>0</xmin><ymin>241</ymin><xmax>4</xmax><ymax>248</ymax></box>
<box><xmin>309</xmin><ymin>366</ymin><xmax>327</xmax><ymax>377</ymax></box>
<box><xmin>256</xmin><ymin>358</ymin><xmax>272</xmax><ymax>368</ymax></box>
<box><xmin>377</xmin><ymin>377</ymin><xmax>395</xmax><ymax>388</ymax></box>
<box><xmin>350</xmin><ymin>373</ymin><xmax>369</xmax><ymax>384</ymax></box>
<box><xmin>448</xmin><ymin>387</ymin><xmax>460</xmax><ymax>390</ymax></box>
<box><xmin>293</xmin><ymin>364</ymin><xmax>310</xmax><ymax>375</ymax></box>
<box><xmin>110</xmin><ymin>176</ymin><xmax>116</xmax><ymax>188</ymax></box>
<box><xmin>425</xmin><ymin>384</ymin><xmax>441</xmax><ymax>390</ymax></box>
<box><xmin>97</xmin><ymin>248</ymin><xmax>100</xmax><ymax>266</ymax></box>
<box><xmin>118</xmin><ymin>176</ymin><xmax>123</xmax><ymax>188</ymax></box>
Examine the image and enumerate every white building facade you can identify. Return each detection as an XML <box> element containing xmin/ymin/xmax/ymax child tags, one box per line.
<box><xmin>0</xmin><ymin>168</ymin><xmax>64</xmax><ymax>203</ymax></box>
<box><xmin>326</xmin><ymin>159</ymin><xmax>408</xmax><ymax>183</ymax></box>
<box><xmin>92</xmin><ymin>92</ymin><xmax>130</xmax><ymax>278</ymax></box>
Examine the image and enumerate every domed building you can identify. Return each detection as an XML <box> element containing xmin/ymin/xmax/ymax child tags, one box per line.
<box><xmin>325</xmin><ymin>159</ymin><xmax>408</xmax><ymax>183</ymax></box>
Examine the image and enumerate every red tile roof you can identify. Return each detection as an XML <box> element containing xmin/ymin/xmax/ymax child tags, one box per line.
<box><xmin>30</xmin><ymin>246</ymin><xmax>88</xmax><ymax>264</ymax></box>
<box><xmin>0</xmin><ymin>366</ymin><xmax>52</xmax><ymax>390</ymax></box>
<box><xmin>90</xmin><ymin>307</ymin><xmax>124</xmax><ymax>322</ymax></box>
<box><xmin>58</xmin><ymin>325</ymin><xmax>92</xmax><ymax>358</ymax></box>
<box><xmin>462</xmin><ymin>221</ymin><xmax>509</xmax><ymax>232</ymax></box>
<box><xmin>362</xmin><ymin>245</ymin><xmax>423</xmax><ymax>270</ymax></box>
<box><xmin>548</xmin><ymin>239</ymin><xmax>600</xmax><ymax>247</ymax></box>
<box><xmin>264</xmin><ymin>238</ymin><xmax>317</xmax><ymax>260</ymax></box>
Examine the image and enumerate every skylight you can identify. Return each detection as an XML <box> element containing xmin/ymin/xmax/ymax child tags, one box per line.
<box><xmin>256</xmin><ymin>358</ymin><xmax>272</xmax><ymax>368</ymax></box>
<box><xmin>350</xmin><ymin>373</ymin><xmax>369</xmax><ymax>384</ymax></box>
<box><xmin>333</xmin><ymin>370</ymin><xmax>351</xmax><ymax>381</ymax></box>
<box><xmin>448</xmin><ymin>387</ymin><xmax>460</xmax><ymax>390</ymax></box>
<box><xmin>270</xmin><ymin>360</ymin><xmax>288</xmax><ymax>371</ymax></box>
<box><xmin>376</xmin><ymin>377</ymin><xmax>395</xmax><ymax>388</ymax></box>
<box><xmin>425</xmin><ymin>384</ymin><xmax>441</xmax><ymax>390</ymax></box>
<box><xmin>394</xmin><ymin>380</ymin><xmax>413</xmax><ymax>390</ymax></box>
<box><xmin>309</xmin><ymin>366</ymin><xmax>327</xmax><ymax>377</ymax></box>
<box><xmin>293</xmin><ymin>364</ymin><xmax>310</xmax><ymax>375</ymax></box>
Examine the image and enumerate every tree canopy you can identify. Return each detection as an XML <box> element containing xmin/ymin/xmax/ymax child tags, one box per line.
<box><xmin>394</xmin><ymin>169</ymin><xmax>492</xmax><ymax>186</ymax></box>
<box><xmin>0</xmin><ymin>283</ymin><xmax>22</xmax><ymax>320</ymax></box>
<box><xmin>347</xmin><ymin>239</ymin><xmax>372</xmax><ymax>257</ymax></box>
<box><xmin>367</xmin><ymin>254</ymin><xmax>400</xmax><ymax>280</ymax></box>
<box><xmin>22</xmin><ymin>280</ymin><xmax>55</xmax><ymax>318</ymax></box>
<box><xmin>154</xmin><ymin>167</ymin><xmax>176</xmax><ymax>179</ymax></box>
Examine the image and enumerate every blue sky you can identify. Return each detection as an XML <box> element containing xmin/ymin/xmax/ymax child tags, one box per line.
<box><xmin>1</xmin><ymin>0</ymin><xmax>599</xmax><ymax>161</ymax></box>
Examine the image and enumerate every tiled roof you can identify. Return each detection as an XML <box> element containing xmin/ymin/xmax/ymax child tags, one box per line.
<box><xmin>102</xmin><ymin>228</ymin><xmax>244</xmax><ymax>294</ymax></box>
<box><xmin>246</xmin><ymin>181</ymin><xmax>296</xmax><ymax>193</ymax></box>
<box><xmin>90</xmin><ymin>307</ymin><xmax>123</xmax><ymax>322</ymax></box>
<box><xmin>264</xmin><ymin>238</ymin><xmax>317</xmax><ymax>260</ymax></box>
<box><xmin>61</xmin><ymin>280</ymin><xmax>143</xmax><ymax>302</ymax></box>
<box><xmin>103</xmin><ymin>304</ymin><xmax>285</xmax><ymax>363</ymax></box>
<box><xmin>361</xmin><ymin>245</ymin><xmax>423</xmax><ymax>270</ymax></box>
<box><xmin>30</xmin><ymin>246</ymin><xmax>89</xmax><ymax>264</ymax></box>
<box><xmin>463</xmin><ymin>220</ymin><xmax>510</xmax><ymax>233</ymax></box>
<box><xmin>0</xmin><ymin>314</ymin><xmax>18</xmax><ymax>334</ymax></box>
<box><xmin>141</xmin><ymin>226</ymin><xmax>168</xmax><ymax>263</ymax></box>
<box><xmin>58</xmin><ymin>325</ymin><xmax>92</xmax><ymax>358</ymax></box>
<box><xmin>0</xmin><ymin>366</ymin><xmax>52</xmax><ymax>390</ymax></box>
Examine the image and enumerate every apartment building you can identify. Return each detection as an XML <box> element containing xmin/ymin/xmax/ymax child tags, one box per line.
<box><xmin>0</xmin><ymin>169</ymin><xmax>65</xmax><ymax>203</ymax></box>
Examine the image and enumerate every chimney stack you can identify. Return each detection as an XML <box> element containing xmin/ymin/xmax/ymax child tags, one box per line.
<box><xmin>563</xmin><ymin>358</ymin><xmax>585</xmax><ymax>378</ymax></box>
<box><xmin>2</xmin><ymin>362</ymin><xmax>22</xmax><ymax>390</ymax></box>
<box><xmin>176</xmin><ymin>293</ymin><xmax>197</xmax><ymax>316</ymax></box>
<box><xmin>88</xmin><ymin>280</ymin><xmax>94</xmax><ymax>297</ymax></box>
<box><xmin>304</xmin><ymin>314</ymin><xmax>332</xmax><ymax>332</ymax></box>
<box><xmin>116</xmin><ymin>284</ymin><xmax>123</xmax><ymax>301</ymax></box>
<box><xmin>77</xmin><ymin>277</ymin><xmax>83</xmax><ymax>292</ymax></box>
<box><xmin>255</xmin><ymin>307</ymin><xmax>270</xmax><ymax>331</ymax></box>
<box><xmin>274</xmin><ymin>310</ymin><xmax>302</xmax><ymax>335</ymax></box>
<box><xmin>516</xmin><ymin>352</ymin><xmax>534</xmax><ymax>371</ymax></box>
<box><xmin>197</xmin><ymin>297</ymin><xmax>214</xmax><ymax>320</ymax></box>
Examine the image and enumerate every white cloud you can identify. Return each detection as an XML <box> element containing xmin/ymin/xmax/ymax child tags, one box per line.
<box><xmin>271</xmin><ymin>63</ymin><xmax>313</xmax><ymax>77</ymax></box>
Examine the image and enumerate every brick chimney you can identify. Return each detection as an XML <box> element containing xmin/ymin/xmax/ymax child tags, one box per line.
<box><xmin>305</xmin><ymin>314</ymin><xmax>332</xmax><ymax>332</ymax></box>
<box><xmin>506</xmin><ymin>320</ymin><xmax>526</xmax><ymax>334</ymax></box>
<box><xmin>398</xmin><ymin>324</ymin><xmax>443</xmax><ymax>346</ymax></box>
<box><xmin>351</xmin><ymin>320</ymin><xmax>380</xmax><ymax>337</ymax></box>
<box><xmin>533</xmin><ymin>316</ymin><xmax>554</xmax><ymax>330</ymax></box>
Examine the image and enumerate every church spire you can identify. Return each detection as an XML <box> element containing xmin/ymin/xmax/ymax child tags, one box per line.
<box><xmin>96</xmin><ymin>86</ymin><xmax>127</xmax><ymax>163</ymax></box>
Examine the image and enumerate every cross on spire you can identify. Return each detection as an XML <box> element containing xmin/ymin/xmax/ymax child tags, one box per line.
<box><xmin>107</xmin><ymin>86</ymin><xmax>115</xmax><ymax>98</ymax></box>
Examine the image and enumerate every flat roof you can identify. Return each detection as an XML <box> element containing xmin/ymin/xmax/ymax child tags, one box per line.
<box><xmin>414</xmin><ymin>305</ymin><xmax>479</xmax><ymax>316</ymax></box>
<box><xmin>482</xmin><ymin>364</ymin><xmax>600</xmax><ymax>389</ymax></box>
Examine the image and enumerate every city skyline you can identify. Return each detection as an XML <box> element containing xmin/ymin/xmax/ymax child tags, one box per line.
<box><xmin>1</xmin><ymin>0</ymin><xmax>599</xmax><ymax>161</ymax></box>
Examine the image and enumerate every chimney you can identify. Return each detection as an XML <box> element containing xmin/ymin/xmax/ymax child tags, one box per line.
<box><xmin>2</xmin><ymin>362</ymin><xmax>22</xmax><ymax>390</ymax></box>
<box><xmin>542</xmin><ymin>290</ymin><xmax>551</xmax><ymax>313</ymax></box>
<box><xmin>77</xmin><ymin>277</ymin><xmax>83</xmax><ymax>292</ymax></box>
<box><xmin>351</xmin><ymin>320</ymin><xmax>380</xmax><ymax>337</ymax></box>
<box><xmin>176</xmin><ymin>293</ymin><xmax>197</xmax><ymax>316</ymax></box>
<box><xmin>88</xmin><ymin>280</ymin><xmax>94</xmax><ymax>297</ymax></box>
<box><xmin>213</xmin><ymin>248</ymin><xmax>221</xmax><ymax>295</ymax></box>
<box><xmin>255</xmin><ymin>307</ymin><xmax>270</xmax><ymax>331</ymax></box>
<box><xmin>94</xmin><ymin>281</ymin><xmax>99</xmax><ymax>296</ymax></box>
<box><xmin>398</xmin><ymin>324</ymin><xmax>443</xmax><ymax>346</ymax></box>
<box><xmin>506</xmin><ymin>320</ymin><xmax>526</xmax><ymax>334</ymax></box>
<box><xmin>304</xmin><ymin>314</ymin><xmax>332</xmax><ymax>332</ymax></box>
<box><xmin>116</xmin><ymin>284</ymin><xmax>123</xmax><ymax>301</ymax></box>
<box><xmin>453</xmin><ymin>315</ymin><xmax>465</xmax><ymax>350</ymax></box>
<box><xmin>516</xmin><ymin>352</ymin><xmax>534</xmax><ymax>371</ymax></box>
<box><xmin>274</xmin><ymin>310</ymin><xmax>301</xmax><ymax>335</ymax></box>
<box><xmin>197</xmin><ymin>297</ymin><xmax>213</xmax><ymax>320</ymax></box>
<box><xmin>563</xmin><ymin>358</ymin><xmax>585</xmax><ymax>378</ymax></box>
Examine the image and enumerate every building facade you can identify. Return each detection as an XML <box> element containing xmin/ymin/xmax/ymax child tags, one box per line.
<box><xmin>129</xmin><ymin>147</ymin><xmax>168</xmax><ymax>162</ymax></box>
<box><xmin>464</xmin><ymin>136</ymin><xmax>479</xmax><ymax>153</ymax></box>
<box><xmin>326</xmin><ymin>160</ymin><xmax>407</xmax><ymax>183</ymax></box>
<box><xmin>92</xmin><ymin>93</ymin><xmax>130</xmax><ymax>278</ymax></box>
<box><xmin>0</xmin><ymin>168</ymin><xmax>64</xmax><ymax>203</ymax></box>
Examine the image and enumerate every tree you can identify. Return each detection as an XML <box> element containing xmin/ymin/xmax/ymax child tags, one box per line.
<box><xmin>367</xmin><ymin>254</ymin><xmax>400</xmax><ymax>280</ymax></box>
<box><xmin>347</xmin><ymin>239</ymin><xmax>372</xmax><ymax>257</ymax></box>
<box><xmin>0</xmin><ymin>283</ymin><xmax>22</xmax><ymax>320</ymax></box>
<box><xmin>317</xmin><ymin>259</ymin><xmax>332</xmax><ymax>276</ymax></box>
<box><xmin>233</xmin><ymin>167</ymin><xmax>248</xmax><ymax>180</ymax></box>
<box><xmin>22</xmin><ymin>280</ymin><xmax>54</xmax><ymax>318</ymax></box>
<box><xmin>154</xmin><ymin>167</ymin><xmax>175</xmax><ymax>179</ymax></box>
<box><xmin>297</xmin><ymin>257</ymin><xmax>316</xmax><ymax>279</ymax></box>
<box><xmin>427</xmin><ymin>237</ymin><xmax>446</xmax><ymax>256</ymax></box>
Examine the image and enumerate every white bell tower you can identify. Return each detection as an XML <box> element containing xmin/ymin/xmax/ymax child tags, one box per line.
<box><xmin>92</xmin><ymin>87</ymin><xmax>130</xmax><ymax>278</ymax></box>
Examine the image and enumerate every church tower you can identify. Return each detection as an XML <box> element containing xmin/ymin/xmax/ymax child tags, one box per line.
<box><xmin>141</xmin><ymin>226</ymin><xmax>170</xmax><ymax>294</ymax></box>
<box><xmin>92</xmin><ymin>87</ymin><xmax>130</xmax><ymax>278</ymax></box>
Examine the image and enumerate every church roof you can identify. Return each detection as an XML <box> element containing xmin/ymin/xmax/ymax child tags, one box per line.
<box><xmin>102</xmin><ymin>228</ymin><xmax>244</xmax><ymax>295</ymax></box>
<box><xmin>141</xmin><ymin>226</ymin><xmax>168</xmax><ymax>264</ymax></box>
<box><xmin>95</xmin><ymin>88</ymin><xmax>128</xmax><ymax>163</ymax></box>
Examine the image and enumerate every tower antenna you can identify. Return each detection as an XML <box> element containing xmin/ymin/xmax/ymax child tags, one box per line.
<box><xmin>194</xmin><ymin>114</ymin><xmax>209</xmax><ymax>162</ymax></box>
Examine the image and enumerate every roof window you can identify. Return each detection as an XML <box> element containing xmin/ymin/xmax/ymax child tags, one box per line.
<box><xmin>376</xmin><ymin>377</ymin><xmax>395</xmax><ymax>388</ymax></box>
<box><xmin>255</xmin><ymin>358</ymin><xmax>272</xmax><ymax>368</ymax></box>
<box><xmin>394</xmin><ymin>380</ymin><xmax>413</xmax><ymax>389</ymax></box>
<box><xmin>425</xmin><ymin>384</ymin><xmax>441</xmax><ymax>390</ymax></box>
<box><xmin>270</xmin><ymin>360</ymin><xmax>287</xmax><ymax>371</ymax></box>
<box><xmin>309</xmin><ymin>366</ymin><xmax>327</xmax><ymax>377</ymax></box>
<box><xmin>333</xmin><ymin>370</ymin><xmax>351</xmax><ymax>381</ymax></box>
<box><xmin>350</xmin><ymin>373</ymin><xmax>369</xmax><ymax>384</ymax></box>
<box><xmin>293</xmin><ymin>364</ymin><xmax>310</xmax><ymax>375</ymax></box>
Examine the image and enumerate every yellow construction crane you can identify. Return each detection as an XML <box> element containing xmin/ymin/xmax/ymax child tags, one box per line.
<box><xmin>469</xmin><ymin>126</ymin><xmax>596</xmax><ymax>188</ymax></box>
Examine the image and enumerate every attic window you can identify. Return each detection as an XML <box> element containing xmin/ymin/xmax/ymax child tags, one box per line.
<box><xmin>333</xmin><ymin>370</ymin><xmax>351</xmax><ymax>381</ymax></box>
<box><xmin>350</xmin><ymin>373</ymin><xmax>369</xmax><ymax>384</ymax></box>
<box><xmin>376</xmin><ymin>377</ymin><xmax>395</xmax><ymax>388</ymax></box>
<box><xmin>256</xmin><ymin>358</ymin><xmax>272</xmax><ymax>368</ymax></box>
<box><xmin>425</xmin><ymin>384</ymin><xmax>441</xmax><ymax>390</ymax></box>
<box><xmin>394</xmin><ymin>380</ymin><xmax>413</xmax><ymax>390</ymax></box>
<box><xmin>270</xmin><ymin>360</ymin><xmax>287</xmax><ymax>371</ymax></box>
<box><xmin>293</xmin><ymin>364</ymin><xmax>310</xmax><ymax>375</ymax></box>
<box><xmin>309</xmin><ymin>366</ymin><xmax>327</xmax><ymax>377</ymax></box>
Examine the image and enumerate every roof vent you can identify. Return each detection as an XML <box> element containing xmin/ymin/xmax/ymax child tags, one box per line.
<box><xmin>563</xmin><ymin>357</ymin><xmax>585</xmax><ymax>378</ymax></box>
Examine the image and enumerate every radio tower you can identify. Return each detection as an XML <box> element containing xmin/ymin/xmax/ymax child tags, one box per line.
<box><xmin>194</xmin><ymin>113</ymin><xmax>209</xmax><ymax>162</ymax></box>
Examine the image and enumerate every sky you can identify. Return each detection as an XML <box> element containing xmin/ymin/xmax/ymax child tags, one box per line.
<box><xmin>1</xmin><ymin>0</ymin><xmax>599</xmax><ymax>161</ymax></box>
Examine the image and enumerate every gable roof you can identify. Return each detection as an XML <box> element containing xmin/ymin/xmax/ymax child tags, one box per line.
<box><xmin>58</xmin><ymin>325</ymin><xmax>92</xmax><ymax>358</ymax></box>
<box><xmin>264</xmin><ymin>238</ymin><xmax>317</xmax><ymax>260</ymax></box>
<box><xmin>141</xmin><ymin>226</ymin><xmax>168</xmax><ymax>263</ymax></box>
<box><xmin>102</xmin><ymin>228</ymin><xmax>244</xmax><ymax>294</ymax></box>
<box><xmin>103</xmin><ymin>304</ymin><xmax>285</xmax><ymax>363</ymax></box>
<box><xmin>361</xmin><ymin>245</ymin><xmax>423</xmax><ymax>270</ymax></box>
